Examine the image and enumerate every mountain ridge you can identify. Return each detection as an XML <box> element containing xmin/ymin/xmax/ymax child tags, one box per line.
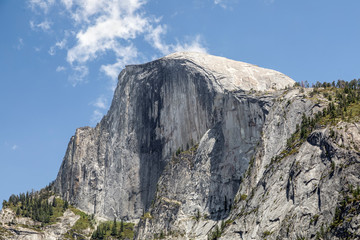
<box><xmin>2</xmin><ymin>53</ymin><xmax>360</xmax><ymax>239</ymax></box>
<box><xmin>53</xmin><ymin>52</ymin><xmax>295</xmax><ymax>222</ymax></box>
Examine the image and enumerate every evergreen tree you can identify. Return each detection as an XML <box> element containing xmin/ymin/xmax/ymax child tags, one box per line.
<box><xmin>120</xmin><ymin>219</ymin><xmax>124</xmax><ymax>233</ymax></box>
<box><xmin>63</xmin><ymin>200</ymin><xmax>69</xmax><ymax>211</ymax></box>
<box><xmin>2</xmin><ymin>200</ymin><xmax>7</xmax><ymax>208</ymax></box>
<box><xmin>111</xmin><ymin>217</ymin><xmax>117</xmax><ymax>236</ymax></box>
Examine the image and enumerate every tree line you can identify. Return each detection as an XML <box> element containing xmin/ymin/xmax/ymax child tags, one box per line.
<box><xmin>285</xmin><ymin>78</ymin><xmax>360</xmax><ymax>153</ymax></box>
<box><xmin>2</xmin><ymin>185</ymin><xmax>69</xmax><ymax>224</ymax></box>
<box><xmin>91</xmin><ymin>217</ymin><xmax>134</xmax><ymax>239</ymax></box>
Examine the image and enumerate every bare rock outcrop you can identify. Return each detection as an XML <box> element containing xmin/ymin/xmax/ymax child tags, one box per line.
<box><xmin>54</xmin><ymin>52</ymin><xmax>294</xmax><ymax>222</ymax></box>
<box><xmin>0</xmin><ymin>208</ymin><xmax>80</xmax><ymax>240</ymax></box>
<box><xmin>52</xmin><ymin>52</ymin><xmax>360</xmax><ymax>239</ymax></box>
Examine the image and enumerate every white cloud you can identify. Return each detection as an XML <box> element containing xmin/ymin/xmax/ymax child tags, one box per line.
<box><xmin>214</xmin><ymin>0</ymin><xmax>227</xmax><ymax>8</ymax></box>
<box><xmin>69</xmin><ymin>65</ymin><xmax>89</xmax><ymax>86</ymax></box>
<box><xmin>90</xmin><ymin>110</ymin><xmax>104</xmax><ymax>125</ymax></box>
<box><xmin>214</xmin><ymin>0</ymin><xmax>239</xmax><ymax>9</ymax></box>
<box><xmin>12</xmin><ymin>145</ymin><xmax>18</xmax><ymax>151</ymax></box>
<box><xmin>48</xmin><ymin>39</ymin><xmax>67</xmax><ymax>56</ymax></box>
<box><xmin>28</xmin><ymin>0</ymin><xmax>207</xmax><ymax>123</ymax></box>
<box><xmin>29</xmin><ymin>0</ymin><xmax>207</xmax><ymax>86</ymax></box>
<box><xmin>145</xmin><ymin>25</ymin><xmax>170</xmax><ymax>55</ymax></box>
<box><xmin>55</xmin><ymin>0</ymin><xmax>151</xmax><ymax>87</ymax></box>
<box><xmin>100</xmin><ymin>44</ymin><xmax>138</xmax><ymax>89</ymax></box>
<box><xmin>61</xmin><ymin>0</ymin><xmax>73</xmax><ymax>10</ymax></box>
<box><xmin>56</xmin><ymin>66</ymin><xmax>66</xmax><ymax>72</ymax></box>
<box><xmin>92</xmin><ymin>96</ymin><xmax>108</xmax><ymax>109</ymax></box>
<box><xmin>16</xmin><ymin>38</ymin><xmax>24</xmax><ymax>50</ymax></box>
<box><xmin>38</xmin><ymin>20</ymin><xmax>52</xmax><ymax>31</ymax></box>
<box><xmin>101</xmin><ymin>61</ymin><xmax>124</xmax><ymax>81</ymax></box>
<box><xmin>30</xmin><ymin>20</ymin><xmax>52</xmax><ymax>31</ymax></box>
<box><xmin>28</xmin><ymin>0</ymin><xmax>55</xmax><ymax>13</ymax></box>
<box><xmin>146</xmin><ymin>26</ymin><xmax>207</xmax><ymax>55</ymax></box>
<box><xmin>48</xmin><ymin>46</ymin><xmax>56</xmax><ymax>55</ymax></box>
<box><xmin>56</xmin><ymin>39</ymin><xmax>67</xmax><ymax>49</ymax></box>
<box><xmin>66</xmin><ymin>10</ymin><xmax>148</xmax><ymax>65</ymax></box>
<box><xmin>173</xmin><ymin>35</ymin><xmax>207</xmax><ymax>53</ymax></box>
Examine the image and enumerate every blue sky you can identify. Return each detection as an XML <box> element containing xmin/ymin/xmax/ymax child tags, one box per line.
<box><xmin>1</xmin><ymin>0</ymin><xmax>360</xmax><ymax>206</ymax></box>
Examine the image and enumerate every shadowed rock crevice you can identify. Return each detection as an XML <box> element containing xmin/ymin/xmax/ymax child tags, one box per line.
<box><xmin>53</xmin><ymin>52</ymin><xmax>295</xmax><ymax>224</ymax></box>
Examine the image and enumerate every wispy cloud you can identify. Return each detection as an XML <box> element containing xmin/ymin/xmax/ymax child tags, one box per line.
<box><xmin>56</xmin><ymin>66</ymin><xmax>66</xmax><ymax>72</ymax></box>
<box><xmin>69</xmin><ymin>65</ymin><xmax>89</xmax><ymax>86</ymax></box>
<box><xmin>92</xmin><ymin>96</ymin><xmax>108</xmax><ymax>110</ymax></box>
<box><xmin>16</xmin><ymin>38</ymin><xmax>24</xmax><ymax>50</ymax></box>
<box><xmin>28</xmin><ymin>0</ymin><xmax>207</xmax><ymax>85</ymax></box>
<box><xmin>146</xmin><ymin>25</ymin><xmax>207</xmax><ymax>55</ymax></box>
<box><xmin>12</xmin><ymin>145</ymin><xmax>18</xmax><ymax>151</ymax></box>
<box><xmin>100</xmin><ymin>44</ymin><xmax>139</xmax><ymax>89</ymax></box>
<box><xmin>89</xmin><ymin>96</ymin><xmax>109</xmax><ymax>125</ymax></box>
<box><xmin>214</xmin><ymin>0</ymin><xmax>238</xmax><ymax>9</ymax></box>
<box><xmin>28</xmin><ymin>0</ymin><xmax>55</xmax><ymax>13</ymax></box>
<box><xmin>48</xmin><ymin>47</ymin><xmax>55</xmax><ymax>55</ymax></box>
<box><xmin>55</xmin><ymin>39</ymin><xmax>67</xmax><ymax>49</ymax></box>
<box><xmin>90</xmin><ymin>110</ymin><xmax>104</xmax><ymax>125</ymax></box>
<box><xmin>214</xmin><ymin>0</ymin><xmax>226</xmax><ymax>8</ymax></box>
<box><xmin>173</xmin><ymin>35</ymin><xmax>207</xmax><ymax>53</ymax></box>
<box><xmin>48</xmin><ymin>39</ymin><xmax>67</xmax><ymax>56</ymax></box>
<box><xmin>28</xmin><ymin>0</ymin><xmax>207</xmax><ymax>124</ymax></box>
<box><xmin>30</xmin><ymin>20</ymin><xmax>52</xmax><ymax>31</ymax></box>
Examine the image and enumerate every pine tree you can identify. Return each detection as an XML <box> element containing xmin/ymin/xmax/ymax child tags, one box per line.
<box><xmin>16</xmin><ymin>207</ymin><xmax>20</xmax><ymax>216</ymax></box>
<box><xmin>52</xmin><ymin>197</ymin><xmax>57</xmax><ymax>207</ymax></box>
<box><xmin>63</xmin><ymin>200</ymin><xmax>69</xmax><ymax>211</ymax></box>
<box><xmin>120</xmin><ymin>219</ymin><xmax>124</xmax><ymax>233</ymax></box>
<box><xmin>2</xmin><ymin>200</ymin><xmax>7</xmax><ymax>208</ymax></box>
<box><xmin>111</xmin><ymin>217</ymin><xmax>117</xmax><ymax>236</ymax></box>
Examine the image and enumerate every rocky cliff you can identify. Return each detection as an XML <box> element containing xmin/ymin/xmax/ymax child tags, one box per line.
<box><xmin>53</xmin><ymin>52</ymin><xmax>293</xmax><ymax>222</ymax></box>
<box><xmin>51</xmin><ymin>52</ymin><xmax>360</xmax><ymax>239</ymax></box>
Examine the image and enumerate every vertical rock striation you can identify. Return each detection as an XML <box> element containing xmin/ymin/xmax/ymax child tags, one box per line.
<box><xmin>54</xmin><ymin>52</ymin><xmax>294</xmax><ymax>223</ymax></box>
<box><xmin>53</xmin><ymin>52</ymin><xmax>360</xmax><ymax>239</ymax></box>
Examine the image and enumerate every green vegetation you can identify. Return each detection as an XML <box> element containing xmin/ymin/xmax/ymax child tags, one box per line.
<box><xmin>0</xmin><ymin>226</ymin><xmax>13</xmax><ymax>239</ymax></box>
<box><xmin>174</xmin><ymin>143</ymin><xmax>199</xmax><ymax>158</ymax></box>
<box><xmin>207</xmin><ymin>220</ymin><xmax>234</xmax><ymax>240</ymax></box>
<box><xmin>207</xmin><ymin>224</ymin><xmax>222</xmax><ymax>240</ymax></box>
<box><xmin>194</xmin><ymin>209</ymin><xmax>201</xmax><ymax>221</ymax></box>
<box><xmin>63</xmin><ymin>207</ymin><xmax>95</xmax><ymax>239</ymax></box>
<box><xmin>240</xmin><ymin>194</ymin><xmax>247</xmax><ymax>201</ymax></box>
<box><xmin>273</xmin><ymin>79</ymin><xmax>360</xmax><ymax>163</ymax></box>
<box><xmin>3</xmin><ymin>184</ymin><xmax>96</xmax><ymax>239</ymax></box>
<box><xmin>310</xmin><ymin>79</ymin><xmax>360</xmax><ymax>124</ymax></box>
<box><xmin>330</xmin><ymin>185</ymin><xmax>360</xmax><ymax>230</ymax></box>
<box><xmin>2</xmin><ymin>184</ymin><xmax>68</xmax><ymax>226</ymax></box>
<box><xmin>314</xmin><ymin>185</ymin><xmax>360</xmax><ymax>239</ymax></box>
<box><xmin>171</xmin><ymin>143</ymin><xmax>199</xmax><ymax>168</ymax></box>
<box><xmin>310</xmin><ymin>214</ymin><xmax>319</xmax><ymax>225</ymax></box>
<box><xmin>262</xmin><ymin>230</ymin><xmax>272</xmax><ymax>238</ymax></box>
<box><xmin>91</xmin><ymin>219</ymin><xmax>134</xmax><ymax>239</ymax></box>
<box><xmin>70</xmin><ymin>207</ymin><xmax>95</xmax><ymax>231</ymax></box>
<box><xmin>141</xmin><ymin>211</ymin><xmax>153</xmax><ymax>220</ymax></box>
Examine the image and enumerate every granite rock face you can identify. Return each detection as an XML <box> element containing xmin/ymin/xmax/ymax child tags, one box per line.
<box><xmin>135</xmin><ymin>87</ymin><xmax>360</xmax><ymax>240</ymax></box>
<box><xmin>219</xmin><ymin>121</ymin><xmax>360</xmax><ymax>240</ymax></box>
<box><xmin>54</xmin><ymin>52</ymin><xmax>294</xmax><ymax>222</ymax></box>
<box><xmin>0</xmin><ymin>208</ymin><xmax>80</xmax><ymax>240</ymax></box>
<box><xmin>54</xmin><ymin>52</ymin><xmax>360</xmax><ymax>239</ymax></box>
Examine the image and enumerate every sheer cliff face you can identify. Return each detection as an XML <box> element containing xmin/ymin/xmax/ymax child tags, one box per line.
<box><xmin>136</xmin><ymin>86</ymin><xmax>360</xmax><ymax>240</ymax></box>
<box><xmin>54</xmin><ymin>52</ymin><xmax>294</xmax><ymax>221</ymax></box>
